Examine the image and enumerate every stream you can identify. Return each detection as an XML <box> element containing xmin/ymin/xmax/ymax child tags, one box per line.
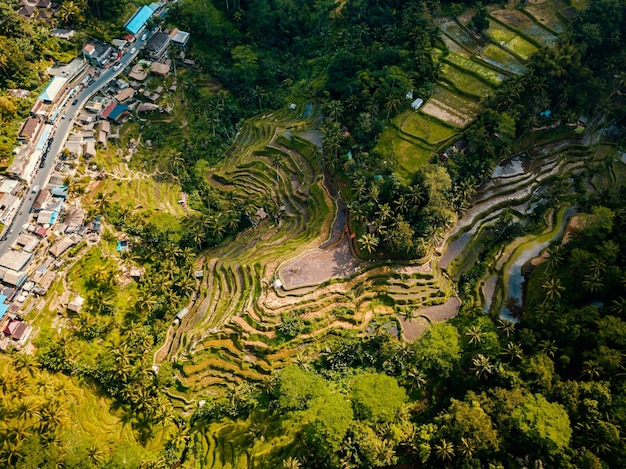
<box><xmin>500</xmin><ymin>206</ymin><xmax>577</xmax><ymax>321</ymax></box>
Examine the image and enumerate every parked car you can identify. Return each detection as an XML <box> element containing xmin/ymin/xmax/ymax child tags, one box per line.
<box><xmin>72</xmin><ymin>98</ymin><xmax>78</xmax><ymax>105</ymax></box>
<box><xmin>31</xmin><ymin>185</ymin><xmax>39</xmax><ymax>193</ymax></box>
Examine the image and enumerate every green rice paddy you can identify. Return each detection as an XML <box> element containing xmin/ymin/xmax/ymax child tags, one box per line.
<box><xmin>479</xmin><ymin>44</ymin><xmax>527</xmax><ymax>74</ymax></box>
<box><xmin>444</xmin><ymin>53</ymin><xmax>505</xmax><ymax>86</ymax></box>
<box><xmin>399</xmin><ymin>110</ymin><xmax>460</xmax><ymax>145</ymax></box>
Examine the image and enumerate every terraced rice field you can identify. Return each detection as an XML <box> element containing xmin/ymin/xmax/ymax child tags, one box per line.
<box><xmin>438</xmin><ymin>18</ymin><xmax>482</xmax><ymax>53</ymax></box>
<box><xmin>399</xmin><ymin>110</ymin><xmax>461</xmax><ymax>143</ymax></box>
<box><xmin>523</xmin><ymin>0</ymin><xmax>569</xmax><ymax>34</ymax></box>
<box><xmin>479</xmin><ymin>44</ymin><xmax>526</xmax><ymax>75</ymax></box>
<box><xmin>444</xmin><ymin>53</ymin><xmax>506</xmax><ymax>87</ymax></box>
<box><xmin>158</xmin><ymin>108</ymin><xmax>454</xmax><ymax>402</ymax></box>
<box><xmin>490</xmin><ymin>9</ymin><xmax>557</xmax><ymax>46</ymax></box>
<box><xmin>439</xmin><ymin>63</ymin><xmax>494</xmax><ymax>98</ymax></box>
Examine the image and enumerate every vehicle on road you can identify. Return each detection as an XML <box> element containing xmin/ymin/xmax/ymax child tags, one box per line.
<box><xmin>31</xmin><ymin>185</ymin><xmax>39</xmax><ymax>193</ymax></box>
<box><xmin>72</xmin><ymin>98</ymin><xmax>78</xmax><ymax>105</ymax></box>
<box><xmin>61</xmin><ymin>113</ymin><xmax>66</xmax><ymax>119</ymax></box>
<box><xmin>141</xmin><ymin>34</ymin><xmax>147</xmax><ymax>40</ymax></box>
<box><xmin>113</xmin><ymin>63</ymin><xmax>122</xmax><ymax>71</ymax></box>
<box><xmin>130</xmin><ymin>47</ymin><xmax>136</xmax><ymax>54</ymax></box>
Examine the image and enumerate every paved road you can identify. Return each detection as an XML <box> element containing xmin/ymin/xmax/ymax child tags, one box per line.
<box><xmin>0</xmin><ymin>37</ymin><xmax>148</xmax><ymax>256</ymax></box>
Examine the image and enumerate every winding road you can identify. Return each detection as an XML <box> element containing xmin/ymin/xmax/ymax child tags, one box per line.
<box><xmin>0</xmin><ymin>35</ymin><xmax>150</xmax><ymax>256</ymax></box>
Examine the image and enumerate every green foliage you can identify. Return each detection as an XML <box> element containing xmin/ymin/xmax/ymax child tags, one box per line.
<box><xmin>413</xmin><ymin>322</ymin><xmax>461</xmax><ymax>380</ymax></box>
<box><xmin>276</xmin><ymin>366</ymin><xmax>329</xmax><ymax>411</ymax></box>
<box><xmin>350</xmin><ymin>373</ymin><xmax>407</xmax><ymax>423</ymax></box>
<box><xmin>305</xmin><ymin>393</ymin><xmax>354</xmax><ymax>457</ymax></box>
<box><xmin>510</xmin><ymin>394</ymin><xmax>572</xmax><ymax>453</ymax></box>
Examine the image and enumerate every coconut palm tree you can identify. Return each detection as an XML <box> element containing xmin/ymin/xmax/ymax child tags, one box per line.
<box><xmin>325</xmin><ymin>99</ymin><xmax>344</xmax><ymax>122</ymax></box>
<box><xmin>282</xmin><ymin>456</ymin><xmax>302</xmax><ymax>469</ymax></box>
<box><xmin>471</xmin><ymin>354</ymin><xmax>494</xmax><ymax>379</ymax></box>
<box><xmin>434</xmin><ymin>439</ymin><xmax>455</xmax><ymax>462</ymax></box>
<box><xmin>501</xmin><ymin>342</ymin><xmax>523</xmax><ymax>362</ymax></box>
<box><xmin>358</xmin><ymin>233</ymin><xmax>379</xmax><ymax>254</ymax></box>
<box><xmin>465</xmin><ymin>325</ymin><xmax>485</xmax><ymax>345</ymax></box>
<box><xmin>609</xmin><ymin>297</ymin><xmax>626</xmax><ymax>316</ymax></box>
<box><xmin>542</xmin><ymin>276</ymin><xmax>564</xmax><ymax>303</ymax></box>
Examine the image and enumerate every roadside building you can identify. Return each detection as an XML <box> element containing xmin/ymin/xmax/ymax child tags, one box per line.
<box><xmin>0</xmin><ymin>251</ymin><xmax>32</xmax><ymax>272</ymax></box>
<box><xmin>0</xmin><ymin>179</ymin><xmax>20</xmax><ymax>195</ymax></box>
<box><xmin>82</xmin><ymin>41</ymin><xmax>114</xmax><ymax>68</ymax></box>
<box><xmin>145</xmin><ymin>32</ymin><xmax>170</xmax><ymax>61</ymax></box>
<box><xmin>114</xmin><ymin>88</ymin><xmax>135</xmax><ymax>103</ymax></box>
<box><xmin>32</xmin><ymin>189</ymin><xmax>51</xmax><ymax>212</ymax></box>
<box><xmin>84</xmin><ymin>100</ymin><xmax>104</xmax><ymax>113</ymax></box>
<box><xmin>2</xmin><ymin>270</ymin><xmax>26</xmax><ymax>287</ymax></box>
<box><xmin>111</xmin><ymin>38</ymin><xmax>127</xmax><ymax>50</ymax></box>
<box><xmin>102</xmin><ymin>102</ymin><xmax>130</xmax><ymax>123</ymax></box>
<box><xmin>149</xmin><ymin>61</ymin><xmax>170</xmax><ymax>77</ymax></box>
<box><xmin>125</xmin><ymin>4</ymin><xmax>156</xmax><ymax>36</ymax></box>
<box><xmin>169</xmin><ymin>28</ymin><xmax>190</xmax><ymax>48</ymax></box>
<box><xmin>47</xmin><ymin>58</ymin><xmax>85</xmax><ymax>79</ymax></box>
<box><xmin>18</xmin><ymin>116</ymin><xmax>43</xmax><ymax>142</ymax></box>
<box><xmin>38</xmin><ymin>76</ymin><xmax>68</xmax><ymax>104</ymax></box>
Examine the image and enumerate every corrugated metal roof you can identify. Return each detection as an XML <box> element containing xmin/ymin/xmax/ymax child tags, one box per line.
<box><xmin>125</xmin><ymin>5</ymin><xmax>154</xmax><ymax>35</ymax></box>
<box><xmin>38</xmin><ymin>76</ymin><xmax>67</xmax><ymax>103</ymax></box>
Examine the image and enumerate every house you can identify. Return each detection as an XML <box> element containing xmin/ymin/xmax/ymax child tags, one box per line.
<box><xmin>18</xmin><ymin>116</ymin><xmax>43</xmax><ymax>142</ymax></box>
<box><xmin>18</xmin><ymin>5</ymin><xmax>36</xmax><ymax>18</ymax></box>
<box><xmin>49</xmin><ymin>236</ymin><xmax>77</xmax><ymax>257</ymax></box>
<box><xmin>32</xmin><ymin>189</ymin><xmax>50</xmax><ymax>211</ymax></box>
<box><xmin>128</xmin><ymin>64</ymin><xmax>148</xmax><ymax>81</ymax></box>
<box><xmin>67</xmin><ymin>295</ymin><xmax>84</xmax><ymax>313</ymax></box>
<box><xmin>84</xmin><ymin>100</ymin><xmax>103</xmax><ymax>113</ymax></box>
<box><xmin>169</xmin><ymin>28</ymin><xmax>190</xmax><ymax>48</ymax></box>
<box><xmin>411</xmin><ymin>98</ymin><xmax>424</xmax><ymax>110</ymax></box>
<box><xmin>51</xmin><ymin>186</ymin><xmax>68</xmax><ymax>198</ymax></box>
<box><xmin>64</xmin><ymin>208</ymin><xmax>85</xmax><ymax>232</ymax></box>
<box><xmin>82</xmin><ymin>41</ymin><xmax>114</xmax><ymax>67</ymax></box>
<box><xmin>97</xmin><ymin>130</ymin><xmax>108</xmax><ymax>147</ymax></box>
<box><xmin>83</xmin><ymin>140</ymin><xmax>96</xmax><ymax>158</ymax></box>
<box><xmin>102</xmin><ymin>102</ymin><xmax>130</xmax><ymax>123</ymax></box>
<box><xmin>50</xmin><ymin>29</ymin><xmax>75</xmax><ymax>40</ymax></box>
<box><xmin>149</xmin><ymin>61</ymin><xmax>170</xmax><ymax>77</ymax></box>
<box><xmin>114</xmin><ymin>88</ymin><xmax>135</xmax><ymax>103</ymax></box>
<box><xmin>111</xmin><ymin>39</ymin><xmax>127</xmax><ymax>50</ymax></box>
<box><xmin>2</xmin><ymin>319</ymin><xmax>30</xmax><ymax>342</ymax></box>
<box><xmin>0</xmin><ymin>179</ymin><xmax>20</xmax><ymax>195</ymax></box>
<box><xmin>145</xmin><ymin>32</ymin><xmax>170</xmax><ymax>61</ymax></box>
<box><xmin>37</xmin><ymin>210</ymin><xmax>58</xmax><ymax>225</ymax></box>
<box><xmin>2</xmin><ymin>269</ymin><xmax>26</xmax><ymax>287</ymax></box>
<box><xmin>0</xmin><ymin>250</ymin><xmax>32</xmax><ymax>272</ymax></box>
<box><xmin>38</xmin><ymin>76</ymin><xmax>68</xmax><ymax>105</ymax></box>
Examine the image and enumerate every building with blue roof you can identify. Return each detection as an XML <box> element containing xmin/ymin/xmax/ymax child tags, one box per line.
<box><xmin>125</xmin><ymin>5</ymin><xmax>156</xmax><ymax>35</ymax></box>
<box><xmin>35</xmin><ymin>124</ymin><xmax>53</xmax><ymax>152</ymax></box>
<box><xmin>0</xmin><ymin>294</ymin><xmax>8</xmax><ymax>320</ymax></box>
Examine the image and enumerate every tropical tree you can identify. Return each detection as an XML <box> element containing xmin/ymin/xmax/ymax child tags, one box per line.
<box><xmin>358</xmin><ymin>233</ymin><xmax>379</xmax><ymax>254</ymax></box>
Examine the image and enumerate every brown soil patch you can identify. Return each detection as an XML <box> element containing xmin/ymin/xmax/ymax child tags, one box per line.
<box><xmin>279</xmin><ymin>237</ymin><xmax>360</xmax><ymax>290</ymax></box>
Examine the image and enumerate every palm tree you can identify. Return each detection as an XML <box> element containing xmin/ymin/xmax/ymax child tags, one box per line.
<box><xmin>13</xmin><ymin>354</ymin><xmax>38</xmax><ymax>377</ymax></box>
<box><xmin>465</xmin><ymin>325</ymin><xmax>485</xmax><ymax>345</ymax></box>
<box><xmin>434</xmin><ymin>439</ymin><xmax>455</xmax><ymax>462</ymax></box>
<box><xmin>252</xmin><ymin>85</ymin><xmax>266</xmax><ymax>111</ymax></box>
<box><xmin>471</xmin><ymin>354</ymin><xmax>494</xmax><ymax>379</ymax></box>
<box><xmin>581</xmin><ymin>360</ymin><xmax>603</xmax><ymax>380</ymax></box>
<box><xmin>609</xmin><ymin>297</ymin><xmax>626</xmax><ymax>316</ymax></box>
<box><xmin>501</xmin><ymin>342</ymin><xmax>523</xmax><ymax>362</ymax></box>
<box><xmin>542</xmin><ymin>276</ymin><xmax>564</xmax><ymax>303</ymax></box>
<box><xmin>282</xmin><ymin>456</ymin><xmax>302</xmax><ymax>469</ymax></box>
<box><xmin>93</xmin><ymin>191</ymin><xmax>111</xmax><ymax>213</ymax></box>
<box><xmin>538</xmin><ymin>339</ymin><xmax>558</xmax><ymax>358</ymax></box>
<box><xmin>87</xmin><ymin>443</ymin><xmax>107</xmax><ymax>466</ymax></box>
<box><xmin>325</xmin><ymin>99</ymin><xmax>344</xmax><ymax>122</ymax></box>
<box><xmin>582</xmin><ymin>273</ymin><xmax>604</xmax><ymax>294</ymax></box>
<box><xmin>358</xmin><ymin>234</ymin><xmax>379</xmax><ymax>254</ymax></box>
<box><xmin>405</xmin><ymin>367</ymin><xmax>427</xmax><ymax>392</ymax></box>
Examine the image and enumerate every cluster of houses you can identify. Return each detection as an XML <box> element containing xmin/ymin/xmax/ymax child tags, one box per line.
<box><xmin>2</xmin><ymin>2</ymin><xmax>192</xmax><ymax>349</ymax></box>
<box><xmin>17</xmin><ymin>0</ymin><xmax>54</xmax><ymax>22</ymax></box>
<box><xmin>0</xmin><ymin>173</ymin><xmax>105</xmax><ymax>349</ymax></box>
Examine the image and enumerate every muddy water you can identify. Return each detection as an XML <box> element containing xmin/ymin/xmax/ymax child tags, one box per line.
<box><xmin>500</xmin><ymin>207</ymin><xmax>577</xmax><ymax>320</ymax></box>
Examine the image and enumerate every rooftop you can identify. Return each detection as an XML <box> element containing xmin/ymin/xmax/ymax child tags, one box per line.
<box><xmin>0</xmin><ymin>250</ymin><xmax>32</xmax><ymax>272</ymax></box>
<box><xmin>125</xmin><ymin>5</ymin><xmax>156</xmax><ymax>35</ymax></box>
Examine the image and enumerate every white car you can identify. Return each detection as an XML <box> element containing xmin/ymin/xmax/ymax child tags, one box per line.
<box><xmin>113</xmin><ymin>63</ymin><xmax>121</xmax><ymax>71</ymax></box>
<box><xmin>130</xmin><ymin>47</ymin><xmax>137</xmax><ymax>54</ymax></box>
<box><xmin>141</xmin><ymin>34</ymin><xmax>147</xmax><ymax>40</ymax></box>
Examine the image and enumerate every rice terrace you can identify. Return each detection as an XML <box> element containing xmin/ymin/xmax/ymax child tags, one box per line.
<box><xmin>2</xmin><ymin>0</ymin><xmax>626</xmax><ymax>467</ymax></box>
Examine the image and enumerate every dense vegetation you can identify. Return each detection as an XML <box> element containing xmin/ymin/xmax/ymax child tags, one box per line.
<box><xmin>1</xmin><ymin>0</ymin><xmax>626</xmax><ymax>467</ymax></box>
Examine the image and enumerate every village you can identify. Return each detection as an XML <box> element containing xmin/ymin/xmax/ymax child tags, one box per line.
<box><xmin>0</xmin><ymin>1</ymin><xmax>190</xmax><ymax>350</ymax></box>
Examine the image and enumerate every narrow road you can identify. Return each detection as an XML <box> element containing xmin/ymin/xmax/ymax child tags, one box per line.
<box><xmin>0</xmin><ymin>36</ymin><xmax>149</xmax><ymax>256</ymax></box>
